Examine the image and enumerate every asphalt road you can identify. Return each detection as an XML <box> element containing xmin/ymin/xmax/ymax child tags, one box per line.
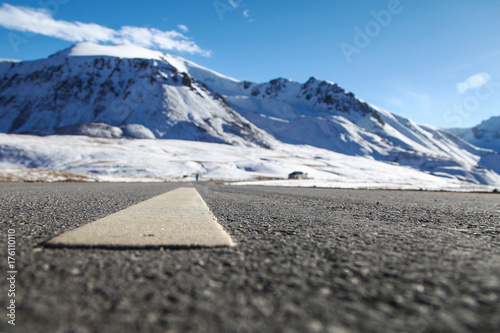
<box><xmin>0</xmin><ymin>183</ymin><xmax>499</xmax><ymax>333</ymax></box>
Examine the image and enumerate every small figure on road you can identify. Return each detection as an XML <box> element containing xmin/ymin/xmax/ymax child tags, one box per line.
<box><xmin>195</xmin><ymin>173</ymin><xmax>199</xmax><ymax>181</ymax></box>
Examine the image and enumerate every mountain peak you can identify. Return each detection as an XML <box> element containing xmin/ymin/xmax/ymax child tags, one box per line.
<box><xmin>49</xmin><ymin>42</ymin><xmax>166</xmax><ymax>61</ymax></box>
<box><xmin>47</xmin><ymin>42</ymin><xmax>241</xmax><ymax>89</ymax></box>
<box><xmin>449</xmin><ymin>115</ymin><xmax>500</xmax><ymax>152</ymax></box>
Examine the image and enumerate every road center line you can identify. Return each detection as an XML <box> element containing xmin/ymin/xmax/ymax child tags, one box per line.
<box><xmin>46</xmin><ymin>187</ymin><xmax>235</xmax><ymax>248</ymax></box>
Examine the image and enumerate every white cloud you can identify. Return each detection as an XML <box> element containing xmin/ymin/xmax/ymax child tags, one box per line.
<box><xmin>457</xmin><ymin>73</ymin><xmax>490</xmax><ymax>94</ymax></box>
<box><xmin>243</xmin><ymin>9</ymin><xmax>255</xmax><ymax>22</ymax></box>
<box><xmin>228</xmin><ymin>0</ymin><xmax>242</xmax><ymax>8</ymax></box>
<box><xmin>177</xmin><ymin>24</ymin><xmax>188</xmax><ymax>33</ymax></box>
<box><xmin>118</xmin><ymin>26</ymin><xmax>210</xmax><ymax>55</ymax></box>
<box><xmin>0</xmin><ymin>4</ymin><xmax>115</xmax><ymax>43</ymax></box>
<box><xmin>0</xmin><ymin>3</ymin><xmax>210</xmax><ymax>56</ymax></box>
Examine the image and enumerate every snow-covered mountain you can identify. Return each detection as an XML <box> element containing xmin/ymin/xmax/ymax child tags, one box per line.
<box><xmin>448</xmin><ymin>116</ymin><xmax>500</xmax><ymax>153</ymax></box>
<box><xmin>0</xmin><ymin>43</ymin><xmax>276</xmax><ymax>148</ymax></box>
<box><xmin>1</xmin><ymin>42</ymin><xmax>499</xmax><ymax>186</ymax></box>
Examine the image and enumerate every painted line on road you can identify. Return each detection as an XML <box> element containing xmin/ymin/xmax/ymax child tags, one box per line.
<box><xmin>46</xmin><ymin>187</ymin><xmax>235</xmax><ymax>249</ymax></box>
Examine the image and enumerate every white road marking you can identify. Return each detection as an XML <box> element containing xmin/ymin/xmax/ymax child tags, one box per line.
<box><xmin>46</xmin><ymin>187</ymin><xmax>235</xmax><ymax>248</ymax></box>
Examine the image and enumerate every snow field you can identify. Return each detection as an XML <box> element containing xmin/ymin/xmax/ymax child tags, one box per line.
<box><xmin>1</xmin><ymin>133</ymin><xmax>498</xmax><ymax>191</ymax></box>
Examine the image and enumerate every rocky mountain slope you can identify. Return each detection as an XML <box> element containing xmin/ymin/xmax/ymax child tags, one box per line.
<box><xmin>0</xmin><ymin>43</ymin><xmax>276</xmax><ymax>148</ymax></box>
<box><xmin>0</xmin><ymin>42</ymin><xmax>499</xmax><ymax>185</ymax></box>
<box><xmin>449</xmin><ymin>116</ymin><xmax>500</xmax><ymax>153</ymax></box>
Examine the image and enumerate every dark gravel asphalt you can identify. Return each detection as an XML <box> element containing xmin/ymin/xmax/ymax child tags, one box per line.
<box><xmin>0</xmin><ymin>182</ymin><xmax>499</xmax><ymax>333</ymax></box>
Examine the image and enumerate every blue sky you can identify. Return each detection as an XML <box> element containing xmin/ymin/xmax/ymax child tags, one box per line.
<box><xmin>1</xmin><ymin>0</ymin><xmax>499</xmax><ymax>128</ymax></box>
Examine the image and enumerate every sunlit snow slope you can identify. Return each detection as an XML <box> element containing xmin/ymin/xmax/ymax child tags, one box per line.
<box><xmin>1</xmin><ymin>133</ymin><xmax>498</xmax><ymax>191</ymax></box>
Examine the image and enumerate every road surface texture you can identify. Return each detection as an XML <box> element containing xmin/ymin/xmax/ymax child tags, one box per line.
<box><xmin>0</xmin><ymin>182</ymin><xmax>499</xmax><ymax>333</ymax></box>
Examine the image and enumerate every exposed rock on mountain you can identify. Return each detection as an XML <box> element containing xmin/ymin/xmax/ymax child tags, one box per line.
<box><xmin>449</xmin><ymin>116</ymin><xmax>500</xmax><ymax>153</ymax></box>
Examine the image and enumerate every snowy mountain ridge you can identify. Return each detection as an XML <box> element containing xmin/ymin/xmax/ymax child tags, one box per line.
<box><xmin>0</xmin><ymin>42</ymin><xmax>499</xmax><ymax>186</ymax></box>
<box><xmin>449</xmin><ymin>116</ymin><xmax>500</xmax><ymax>153</ymax></box>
